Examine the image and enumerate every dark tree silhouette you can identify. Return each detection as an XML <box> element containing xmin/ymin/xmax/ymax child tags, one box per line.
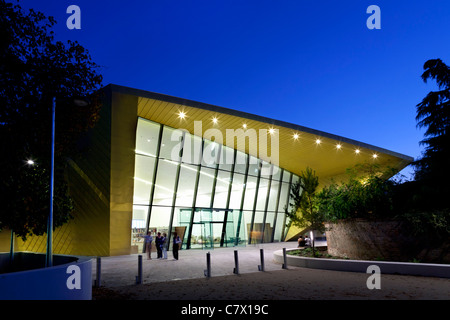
<box><xmin>0</xmin><ymin>0</ymin><xmax>103</xmax><ymax>240</ymax></box>
<box><xmin>412</xmin><ymin>59</ymin><xmax>450</xmax><ymax>210</ymax></box>
<box><xmin>415</xmin><ymin>60</ymin><xmax>450</xmax><ymax>178</ymax></box>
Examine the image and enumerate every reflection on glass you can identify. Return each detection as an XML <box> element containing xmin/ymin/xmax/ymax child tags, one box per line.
<box><xmin>243</xmin><ymin>176</ymin><xmax>257</xmax><ymax>210</ymax></box>
<box><xmin>278</xmin><ymin>182</ymin><xmax>290</xmax><ymax>212</ymax></box>
<box><xmin>219</xmin><ymin>145</ymin><xmax>234</xmax><ymax>171</ymax></box>
<box><xmin>182</xmin><ymin>133</ymin><xmax>202</xmax><ymax>165</ymax></box>
<box><xmin>131</xmin><ymin>205</ymin><xmax>149</xmax><ymax>253</ymax></box>
<box><xmin>213</xmin><ymin>170</ymin><xmax>231</xmax><ymax>208</ymax></box>
<box><xmin>234</xmin><ymin>150</ymin><xmax>247</xmax><ymax>174</ymax></box>
<box><xmin>248</xmin><ymin>156</ymin><xmax>260</xmax><ymax>176</ymax></box>
<box><xmin>229</xmin><ymin>173</ymin><xmax>245</xmax><ymax>209</ymax></box>
<box><xmin>195</xmin><ymin>167</ymin><xmax>215</xmax><ymax>207</ymax></box>
<box><xmin>148</xmin><ymin>206</ymin><xmax>171</xmax><ymax>235</ymax></box>
<box><xmin>264</xmin><ymin>211</ymin><xmax>275</xmax><ymax>242</ymax></box>
<box><xmin>175</xmin><ymin>164</ymin><xmax>198</xmax><ymax>207</ymax></box>
<box><xmin>256</xmin><ymin>178</ymin><xmax>269</xmax><ymax>211</ymax></box>
<box><xmin>267</xmin><ymin>180</ymin><xmax>279</xmax><ymax>212</ymax></box>
<box><xmin>135</xmin><ymin>118</ymin><xmax>161</xmax><ymax>157</ymax></box>
<box><xmin>160</xmin><ymin>126</ymin><xmax>184</xmax><ymax>161</ymax></box>
<box><xmin>133</xmin><ymin>155</ymin><xmax>156</xmax><ymax>205</ymax></box>
<box><xmin>274</xmin><ymin>211</ymin><xmax>285</xmax><ymax>242</ymax></box>
<box><xmin>202</xmin><ymin>140</ymin><xmax>220</xmax><ymax>168</ymax></box>
<box><xmin>153</xmin><ymin>159</ymin><xmax>178</xmax><ymax>206</ymax></box>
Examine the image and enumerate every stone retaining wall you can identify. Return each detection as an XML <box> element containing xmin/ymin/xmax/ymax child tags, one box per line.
<box><xmin>325</xmin><ymin>219</ymin><xmax>449</xmax><ymax>264</ymax></box>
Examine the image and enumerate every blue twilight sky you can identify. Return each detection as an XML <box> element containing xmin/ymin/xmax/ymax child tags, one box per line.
<box><xmin>17</xmin><ymin>0</ymin><xmax>450</xmax><ymax>178</ymax></box>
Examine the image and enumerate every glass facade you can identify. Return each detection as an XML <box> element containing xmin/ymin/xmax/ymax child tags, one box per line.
<box><xmin>131</xmin><ymin>118</ymin><xmax>298</xmax><ymax>252</ymax></box>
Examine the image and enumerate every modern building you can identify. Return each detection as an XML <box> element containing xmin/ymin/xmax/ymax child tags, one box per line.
<box><xmin>0</xmin><ymin>84</ymin><xmax>413</xmax><ymax>256</ymax></box>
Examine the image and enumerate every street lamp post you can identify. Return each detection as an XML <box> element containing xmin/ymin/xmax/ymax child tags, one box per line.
<box><xmin>45</xmin><ymin>97</ymin><xmax>56</xmax><ymax>268</ymax></box>
<box><xmin>44</xmin><ymin>97</ymin><xmax>88</xmax><ymax>268</ymax></box>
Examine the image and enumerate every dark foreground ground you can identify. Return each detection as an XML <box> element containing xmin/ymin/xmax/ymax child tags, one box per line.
<box><xmin>92</xmin><ymin>266</ymin><xmax>449</xmax><ymax>300</ymax></box>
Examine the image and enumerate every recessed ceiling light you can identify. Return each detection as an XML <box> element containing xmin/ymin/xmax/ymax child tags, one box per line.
<box><xmin>243</xmin><ymin>124</ymin><xmax>247</xmax><ymax>129</ymax></box>
<box><xmin>212</xmin><ymin>117</ymin><xmax>218</xmax><ymax>124</ymax></box>
<box><xmin>26</xmin><ymin>159</ymin><xmax>35</xmax><ymax>165</ymax></box>
<box><xmin>372</xmin><ymin>154</ymin><xmax>378</xmax><ymax>158</ymax></box>
<box><xmin>293</xmin><ymin>133</ymin><xmax>299</xmax><ymax>140</ymax></box>
<box><xmin>315</xmin><ymin>139</ymin><xmax>321</xmax><ymax>145</ymax></box>
<box><xmin>269</xmin><ymin>128</ymin><xmax>275</xmax><ymax>135</ymax></box>
<box><xmin>178</xmin><ymin>111</ymin><xmax>186</xmax><ymax>119</ymax></box>
<box><xmin>355</xmin><ymin>149</ymin><xmax>361</xmax><ymax>154</ymax></box>
<box><xmin>336</xmin><ymin>144</ymin><xmax>342</xmax><ymax>149</ymax></box>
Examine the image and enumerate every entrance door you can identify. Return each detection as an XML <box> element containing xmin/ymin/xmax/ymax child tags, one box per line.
<box><xmin>180</xmin><ymin>208</ymin><xmax>245</xmax><ymax>250</ymax></box>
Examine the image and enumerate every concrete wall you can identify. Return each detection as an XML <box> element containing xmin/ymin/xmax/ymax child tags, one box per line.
<box><xmin>273</xmin><ymin>249</ymin><xmax>450</xmax><ymax>278</ymax></box>
<box><xmin>325</xmin><ymin>219</ymin><xmax>450</xmax><ymax>263</ymax></box>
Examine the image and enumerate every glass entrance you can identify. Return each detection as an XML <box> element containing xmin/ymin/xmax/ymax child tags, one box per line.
<box><xmin>178</xmin><ymin>208</ymin><xmax>245</xmax><ymax>249</ymax></box>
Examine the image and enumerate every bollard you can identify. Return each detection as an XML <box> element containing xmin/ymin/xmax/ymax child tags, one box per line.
<box><xmin>94</xmin><ymin>256</ymin><xmax>101</xmax><ymax>287</ymax></box>
<box><xmin>136</xmin><ymin>255</ymin><xmax>143</xmax><ymax>284</ymax></box>
<box><xmin>258</xmin><ymin>249</ymin><xmax>265</xmax><ymax>272</ymax></box>
<box><xmin>233</xmin><ymin>250</ymin><xmax>239</xmax><ymax>275</ymax></box>
<box><xmin>282</xmin><ymin>248</ymin><xmax>288</xmax><ymax>269</ymax></box>
<box><xmin>204</xmin><ymin>252</ymin><xmax>211</xmax><ymax>278</ymax></box>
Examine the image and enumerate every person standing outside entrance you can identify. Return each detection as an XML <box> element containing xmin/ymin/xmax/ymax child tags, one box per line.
<box><xmin>162</xmin><ymin>233</ymin><xmax>168</xmax><ymax>259</ymax></box>
<box><xmin>140</xmin><ymin>231</ymin><xmax>153</xmax><ymax>260</ymax></box>
<box><xmin>155</xmin><ymin>232</ymin><xmax>163</xmax><ymax>259</ymax></box>
<box><xmin>172</xmin><ymin>232</ymin><xmax>181</xmax><ymax>260</ymax></box>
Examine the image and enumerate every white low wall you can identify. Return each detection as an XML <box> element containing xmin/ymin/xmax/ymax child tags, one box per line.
<box><xmin>0</xmin><ymin>253</ymin><xmax>92</xmax><ymax>300</ymax></box>
<box><xmin>273</xmin><ymin>249</ymin><xmax>450</xmax><ymax>278</ymax></box>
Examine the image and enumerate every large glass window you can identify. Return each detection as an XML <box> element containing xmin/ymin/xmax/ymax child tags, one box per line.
<box><xmin>131</xmin><ymin>205</ymin><xmax>149</xmax><ymax>252</ymax></box>
<box><xmin>149</xmin><ymin>206</ymin><xmax>171</xmax><ymax>235</ymax></box>
<box><xmin>243</xmin><ymin>176</ymin><xmax>257</xmax><ymax>210</ymax></box>
<box><xmin>213</xmin><ymin>170</ymin><xmax>231</xmax><ymax>208</ymax></box>
<box><xmin>264</xmin><ymin>211</ymin><xmax>275</xmax><ymax>242</ymax></box>
<box><xmin>132</xmin><ymin>118</ymin><xmax>298</xmax><ymax>249</ymax></box>
<box><xmin>219</xmin><ymin>145</ymin><xmax>234</xmax><ymax>172</ymax></box>
<box><xmin>135</xmin><ymin>118</ymin><xmax>161</xmax><ymax>157</ymax></box>
<box><xmin>182</xmin><ymin>133</ymin><xmax>202</xmax><ymax>165</ymax></box>
<box><xmin>243</xmin><ymin>210</ymin><xmax>253</xmax><ymax>243</ymax></box>
<box><xmin>195</xmin><ymin>167</ymin><xmax>215</xmax><ymax>207</ymax></box>
<box><xmin>160</xmin><ymin>126</ymin><xmax>183</xmax><ymax>161</ymax></box>
<box><xmin>202</xmin><ymin>140</ymin><xmax>220</xmax><ymax>168</ymax></box>
<box><xmin>278</xmin><ymin>182</ymin><xmax>290</xmax><ymax>212</ymax></box>
<box><xmin>153</xmin><ymin>159</ymin><xmax>178</xmax><ymax>206</ymax></box>
<box><xmin>273</xmin><ymin>211</ymin><xmax>285</xmax><ymax>242</ymax></box>
<box><xmin>272</xmin><ymin>165</ymin><xmax>282</xmax><ymax>181</ymax></box>
<box><xmin>175</xmin><ymin>164</ymin><xmax>198</xmax><ymax>207</ymax></box>
<box><xmin>133</xmin><ymin>155</ymin><xmax>156</xmax><ymax>205</ymax></box>
<box><xmin>248</xmin><ymin>156</ymin><xmax>260</xmax><ymax>176</ymax></box>
<box><xmin>229</xmin><ymin>173</ymin><xmax>245</xmax><ymax>210</ymax></box>
<box><xmin>267</xmin><ymin>179</ymin><xmax>280</xmax><ymax>212</ymax></box>
<box><xmin>234</xmin><ymin>150</ymin><xmax>247</xmax><ymax>174</ymax></box>
<box><xmin>256</xmin><ymin>178</ymin><xmax>269</xmax><ymax>211</ymax></box>
<box><xmin>251</xmin><ymin>211</ymin><xmax>265</xmax><ymax>244</ymax></box>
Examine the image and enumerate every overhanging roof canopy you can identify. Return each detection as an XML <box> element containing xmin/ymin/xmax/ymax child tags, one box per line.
<box><xmin>109</xmin><ymin>84</ymin><xmax>413</xmax><ymax>185</ymax></box>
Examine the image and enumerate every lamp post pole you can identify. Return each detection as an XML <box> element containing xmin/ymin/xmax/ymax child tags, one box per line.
<box><xmin>46</xmin><ymin>97</ymin><xmax>56</xmax><ymax>268</ymax></box>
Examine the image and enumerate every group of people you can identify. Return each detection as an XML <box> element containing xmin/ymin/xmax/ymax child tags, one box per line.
<box><xmin>297</xmin><ymin>234</ymin><xmax>312</xmax><ymax>248</ymax></box>
<box><xmin>140</xmin><ymin>231</ymin><xmax>182</xmax><ymax>261</ymax></box>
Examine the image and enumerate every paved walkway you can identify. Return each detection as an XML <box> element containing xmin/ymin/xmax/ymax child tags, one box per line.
<box><xmin>92</xmin><ymin>241</ymin><xmax>449</xmax><ymax>301</ymax></box>
<box><xmin>93</xmin><ymin>242</ymin><xmax>304</xmax><ymax>287</ymax></box>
